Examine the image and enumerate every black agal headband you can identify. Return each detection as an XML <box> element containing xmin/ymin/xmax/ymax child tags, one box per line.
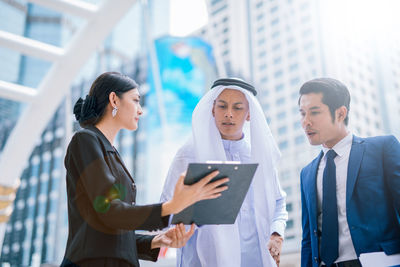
<box><xmin>211</xmin><ymin>78</ymin><xmax>257</xmax><ymax>96</ymax></box>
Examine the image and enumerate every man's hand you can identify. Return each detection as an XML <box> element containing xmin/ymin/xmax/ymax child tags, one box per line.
<box><xmin>151</xmin><ymin>223</ymin><xmax>195</xmax><ymax>249</ymax></box>
<box><xmin>267</xmin><ymin>232</ymin><xmax>284</xmax><ymax>266</ymax></box>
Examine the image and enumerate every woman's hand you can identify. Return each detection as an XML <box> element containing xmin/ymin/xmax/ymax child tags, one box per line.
<box><xmin>162</xmin><ymin>171</ymin><xmax>229</xmax><ymax>216</ymax></box>
<box><xmin>151</xmin><ymin>223</ymin><xmax>196</xmax><ymax>249</ymax></box>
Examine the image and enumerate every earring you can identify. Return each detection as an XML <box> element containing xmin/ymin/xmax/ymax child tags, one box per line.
<box><xmin>112</xmin><ymin>106</ymin><xmax>118</xmax><ymax>117</ymax></box>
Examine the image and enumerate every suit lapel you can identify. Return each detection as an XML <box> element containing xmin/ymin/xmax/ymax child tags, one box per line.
<box><xmin>306</xmin><ymin>151</ymin><xmax>323</xmax><ymax>224</ymax></box>
<box><xmin>346</xmin><ymin>136</ymin><xmax>365</xmax><ymax>203</ymax></box>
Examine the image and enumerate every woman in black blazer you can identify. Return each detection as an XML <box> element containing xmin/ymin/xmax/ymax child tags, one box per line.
<box><xmin>61</xmin><ymin>72</ymin><xmax>228</xmax><ymax>267</ymax></box>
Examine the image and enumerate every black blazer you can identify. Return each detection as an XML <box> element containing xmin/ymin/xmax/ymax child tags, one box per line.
<box><xmin>61</xmin><ymin>126</ymin><xmax>168</xmax><ymax>266</ymax></box>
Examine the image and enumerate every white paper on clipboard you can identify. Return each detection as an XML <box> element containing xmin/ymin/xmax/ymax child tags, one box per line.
<box><xmin>359</xmin><ymin>252</ymin><xmax>400</xmax><ymax>267</ymax></box>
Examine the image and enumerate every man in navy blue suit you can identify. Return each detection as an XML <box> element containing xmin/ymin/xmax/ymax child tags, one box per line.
<box><xmin>298</xmin><ymin>78</ymin><xmax>400</xmax><ymax>267</ymax></box>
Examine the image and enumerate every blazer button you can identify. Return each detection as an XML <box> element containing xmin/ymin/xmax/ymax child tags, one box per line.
<box><xmin>314</xmin><ymin>257</ymin><xmax>318</xmax><ymax>263</ymax></box>
<box><xmin>313</xmin><ymin>229</ymin><xmax>318</xmax><ymax>236</ymax></box>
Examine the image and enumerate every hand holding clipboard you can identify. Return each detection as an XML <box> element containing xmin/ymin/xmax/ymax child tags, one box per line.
<box><xmin>172</xmin><ymin>162</ymin><xmax>258</xmax><ymax>225</ymax></box>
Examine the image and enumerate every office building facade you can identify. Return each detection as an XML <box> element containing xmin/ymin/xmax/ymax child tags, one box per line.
<box><xmin>197</xmin><ymin>0</ymin><xmax>399</xmax><ymax>265</ymax></box>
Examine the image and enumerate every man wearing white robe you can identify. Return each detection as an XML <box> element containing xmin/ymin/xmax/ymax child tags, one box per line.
<box><xmin>161</xmin><ymin>78</ymin><xmax>288</xmax><ymax>267</ymax></box>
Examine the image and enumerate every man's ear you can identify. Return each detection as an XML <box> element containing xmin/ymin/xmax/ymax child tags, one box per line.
<box><xmin>336</xmin><ymin>106</ymin><xmax>347</xmax><ymax>123</ymax></box>
<box><xmin>246</xmin><ymin>112</ymin><xmax>250</xmax><ymax>121</ymax></box>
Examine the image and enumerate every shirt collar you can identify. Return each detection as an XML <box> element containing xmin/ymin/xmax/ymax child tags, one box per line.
<box><xmin>322</xmin><ymin>132</ymin><xmax>353</xmax><ymax>158</ymax></box>
<box><xmin>222</xmin><ymin>134</ymin><xmax>247</xmax><ymax>153</ymax></box>
<box><xmin>86</xmin><ymin>125</ymin><xmax>115</xmax><ymax>152</ymax></box>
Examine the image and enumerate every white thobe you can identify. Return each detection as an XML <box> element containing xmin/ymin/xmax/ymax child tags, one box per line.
<box><xmin>161</xmin><ymin>137</ymin><xmax>287</xmax><ymax>267</ymax></box>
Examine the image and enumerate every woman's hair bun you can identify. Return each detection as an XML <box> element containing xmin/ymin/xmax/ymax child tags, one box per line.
<box><xmin>73</xmin><ymin>95</ymin><xmax>98</xmax><ymax>124</ymax></box>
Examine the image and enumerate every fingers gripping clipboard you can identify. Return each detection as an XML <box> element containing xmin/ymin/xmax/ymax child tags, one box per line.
<box><xmin>171</xmin><ymin>162</ymin><xmax>258</xmax><ymax>225</ymax></box>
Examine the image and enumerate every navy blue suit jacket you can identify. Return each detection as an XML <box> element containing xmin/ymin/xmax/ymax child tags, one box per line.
<box><xmin>300</xmin><ymin>135</ymin><xmax>400</xmax><ymax>267</ymax></box>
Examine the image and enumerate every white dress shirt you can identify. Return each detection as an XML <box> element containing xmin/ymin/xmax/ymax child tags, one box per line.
<box><xmin>317</xmin><ymin>133</ymin><xmax>358</xmax><ymax>263</ymax></box>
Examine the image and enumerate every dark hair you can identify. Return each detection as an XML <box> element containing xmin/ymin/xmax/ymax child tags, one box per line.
<box><xmin>298</xmin><ymin>77</ymin><xmax>351</xmax><ymax>125</ymax></box>
<box><xmin>73</xmin><ymin>72</ymin><xmax>138</xmax><ymax>127</ymax></box>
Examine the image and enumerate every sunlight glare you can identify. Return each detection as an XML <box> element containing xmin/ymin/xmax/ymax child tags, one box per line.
<box><xmin>326</xmin><ymin>0</ymin><xmax>400</xmax><ymax>40</ymax></box>
<box><xmin>170</xmin><ymin>0</ymin><xmax>208</xmax><ymax>37</ymax></box>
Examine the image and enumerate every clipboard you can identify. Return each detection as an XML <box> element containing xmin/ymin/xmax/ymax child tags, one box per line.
<box><xmin>171</xmin><ymin>162</ymin><xmax>258</xmax><ymax>225</ymax></box>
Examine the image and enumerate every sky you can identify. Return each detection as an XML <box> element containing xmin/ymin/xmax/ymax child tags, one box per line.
<box><xmin>169</xmin><ymin>0</ymin><xmax>208</xmax><ymax>36</ymax></box>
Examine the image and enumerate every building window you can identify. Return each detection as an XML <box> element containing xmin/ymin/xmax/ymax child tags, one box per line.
<box><xmin>271</xmin><ymin>18</ymin><xmax>279</xmax><ymax>26</ymax></box>
<box><xmin>211</xmin><ymin>4</ymin><xmax>227</xmax><ymax>16</ymax></box>
<box><xmin>286</xmin><ymin>202</ymin><xmax>293</xmax><ymax>212</ymax></box>
<box><xmin>302</xmin><ymin>28</ymin><xmax>312</xmax><ymax>37</ymax></box>
<box><xmin>278</xmin><ymin>126</ymin><xmax>287</xmax><ymax>134</ymax></box>
<box><xmin>304</xmin><ymin>41</ymin><xmax>314</xmax><ymax>50</ymax></box>
<box><xmin>279</xmin><ymin>140</ymin><xmax>288</xmax><ymax>150</ymax></box>
<box><xmin>257</xmin><ymin>14</ymin><xmax>264</xmax><ymax>21</ymax></box>
<box><xmin>290</xmin><ymin>77</ymin><xmax>300</xmax><ymax>85</ymax></box>
<box><xmin>211</xmin><ymin>0</ymin><xmax>223</xmax><ymax>5</ymax></box>
<box><xmin>288</xmin><ymin>49</ymin><xmax>297</xmax><ymax>57</ymax></box>
<box><xmin>276</xmin><ymin>97</ymin><xmax>285</xmax><ymax>105</ymax></box>
<box><xmin>289</xmin><ymin>63</ymin><xmax>298</xmax><ymax>71</ymax></box>
<box><xmin>287</xmin><ymin>37</ymin><xmax>294</xmax><ymax>45</ymax></box>
<box><xmin>270</xmin><ymin>6</ymin><xmax>279</xmax><ymax>13</ymax></box>
<box><xmin>275</xmin><ymin>83</ymin><xmax>284</xmax><ymax>92</ymax></box>
<box><xmin>274</xmin><ymin>57</ymin><xmax>282</xmax><ymax>64</ymax></box>
<box><xmin>256</xmin><ymin>1</ymin><xmax>263</xmax><ymax>8</ymax></box>
<box><xmin>272</xmin><ymin>43</ymin><xmax>281</xmax><ymax>51</ymax></box>
<box><xmin>261</xmin><ymin>76</ymin><xmax>268</xmax><ymax>83</ymax></box>
<box><xmin>295</xmin><ymin>135</ymin><xmax>305</xmax><ymax>144</ymax></box>
<box><xmin>284</xmin><ymin>186</ymin><xmax>292</xmax><ymax>195</ymax></box>
<box><xmin>271</xmin><ymin>31</ymin><xmax>280</xmax><ymax>39</ymax></box>
<box><xmin>274</xmin><ymin>70</ymin><xmax>283</xmax><ymax>78</ymax></box>
<box><xmin>276</xmin><ymin>111</ymin><xmax>286</xmax><ymax>120</ymax></box>
<box><xmin>286</xmin><ymin>219</ymin><xmax>294</xmax><ymax>229</ymax></box>
<box><xmin>259</xmin><ymin>50</ymin><xmax>266</xmax><ymax>58</ymax></box>
<box><xmin>300</xmin><ymin>2</ymin><xmax>310</xmax><ymax>10</ymax></box>
<box><xmin>281</xmin><ymin>170</ymin><xmax>290</xmax><ymax>181</ymax></box>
